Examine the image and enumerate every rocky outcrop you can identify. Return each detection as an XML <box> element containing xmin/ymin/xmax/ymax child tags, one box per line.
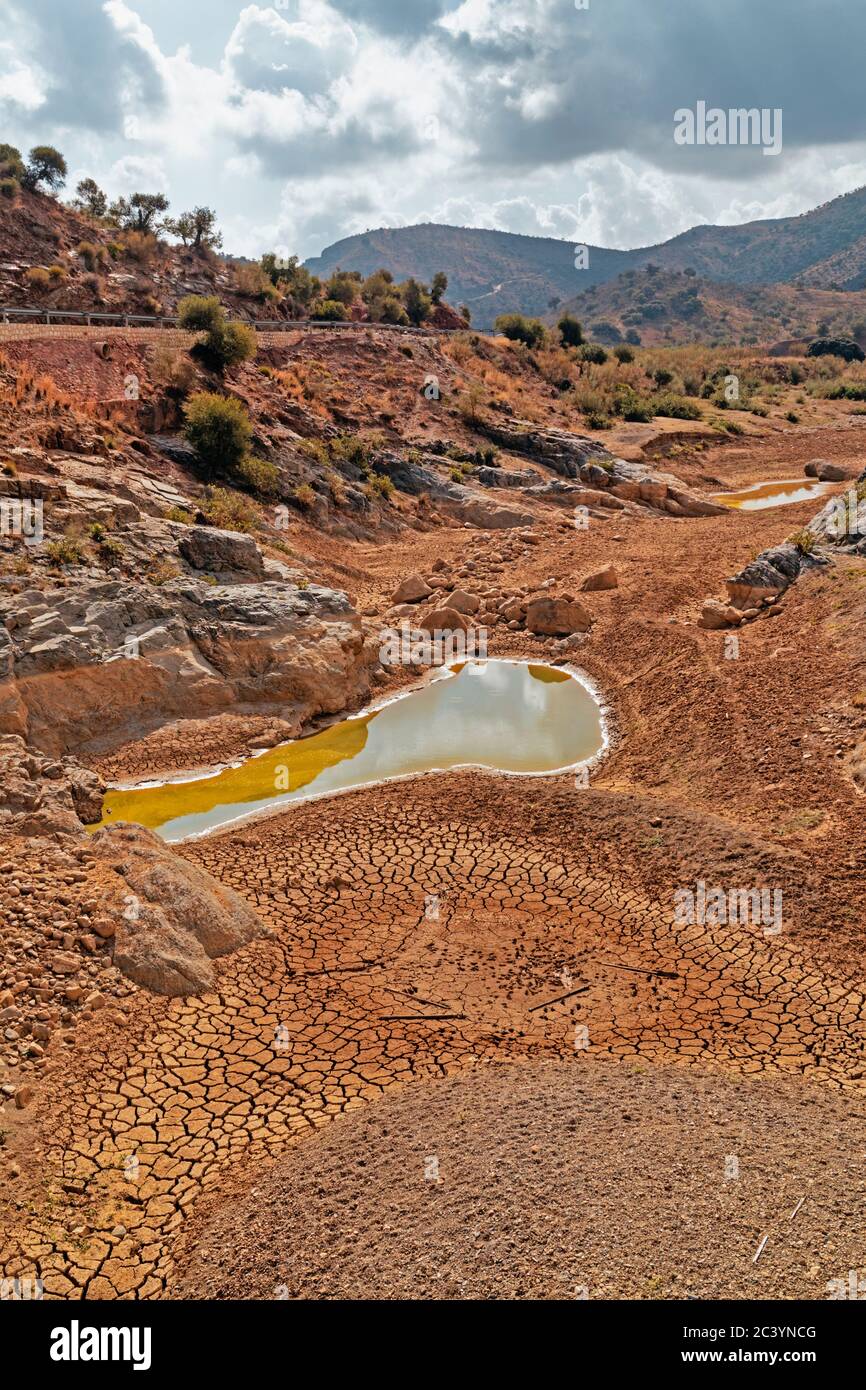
<box><xmin>89</xmin><ymin>823</ymin><xmax>264</xmax><ymax>996</ymax></box>
<box><xmin>0</xmin><ymin>734</ymin><xmax>106</xmax><ymax>838</ymax></box>
<box><xmin>452</xmin><ymin>497</ymin><xmax>536</xmax><ymax>529</ymax></box>
<box><xmin>0</xmin><ymin>577</ymin><xmax>370</xmax><ymax>756</ymax></box>
<box><xmin>178</xmin><ymin>526</ymin><xmax>266</xmax><ymax>577</ymax></box>
<box><xmin>725</xmin><ymin>543</ymin><xmax>805</xmax><ymax>609</ymax></box>
<box><xmin>476</xmin><ymin>419</ymin><xmax>726</xmax><ymax>518</ymax></box>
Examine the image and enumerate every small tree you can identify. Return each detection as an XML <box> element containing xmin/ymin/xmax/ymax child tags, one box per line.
<box><xmin>402</xmin><ymin>277</ymin><xmax>432</xmax><ymax>326</ymax></box>
<box><xmin>807</xmin><ymin>336</ymin><xmax>865</xmax><ymax>363</ymax></box>
<box><xmin>324</xmin><ymin>270</ymin><xmax>361</xmax><ymax>307</ymax></box>
<box><xmin>459</xmin><ymin>303</ymin><xmax>472</xmax><ymax>324</ymax></box>
<box><xmin>558</xmin><ymin>313</ymin><xmax>583</xmax><ymax>347</ymax></box>
<box><xmin>0</xmin><ymin>143</ymin><xmax>23</xmax><ymax>180</ymax></box>
<box><xmin>109</xmin><ymin>191</ymin><xmax>169</xmax><ymax>233</ymax></box>
<box><xmin>21</xmin><ymin>145</ymin><xmax>67</xmax><ymax>193</ymax></box>
<box><xmin>183</xmin><ymin>393</ymin><xmax>252</xmax><ymax>477</ymax></box>
<box><xmin>166</xmin><ymin>206</ymin><xmax>222</xmax><ymax>251</ymax></box>
<box><xmin>430</xmin><ymin>271</ymin><xmax>448</xmax><ymax>305</ymax></box>
<box><xmin>72</xmin><ymin>177</ymin><xmax>108</xmax><ymax>218</ymax></box>
<box><xmin>311</xmin><ymin>298</ymin><xmax>349</xmax><ymax>322</ymax></box>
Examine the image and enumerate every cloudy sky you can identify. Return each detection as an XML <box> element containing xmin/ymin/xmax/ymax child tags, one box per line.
<box><xmin>2</xmin><ymin>0</ymin><xmax>866</xmax><ymax>260</ymax></box>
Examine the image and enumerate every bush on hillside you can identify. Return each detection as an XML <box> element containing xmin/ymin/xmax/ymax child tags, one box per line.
<box><xmin>495</xmin><ymin>313</ymin><xmax>546</xmax><ymax>348</ymax></box>
<box><xmin>807</xmin><ymin>337</ymin><xmax>865</xmax><ymax>363</ymax></box>
<box><xmin>183</xmin><ymin>392</ymin><xmax>252</xmax><ymax>476</ymax></box>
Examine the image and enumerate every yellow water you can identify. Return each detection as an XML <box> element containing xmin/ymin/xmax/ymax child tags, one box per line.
<box><xmin>91</xmin><ymin>660</ymin><xmax>605</xmax><ymax>842</ymax></box>
<box><xmin>711</xmin><ymin>478</ymin><xmax>832</xmax><ymax>511</ymax></box>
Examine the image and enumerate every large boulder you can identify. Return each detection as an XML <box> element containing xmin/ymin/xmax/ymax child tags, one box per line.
<box><xmin>179</xmin><ymin>526</ymin><xmax>265</xmax><ymax>577</ymax></box>
<box><xmin>89</xmin><ymin>823</ymin><xmax>264</xmax><ymax>996</ymax></box>
<box><xmin>805</xmin><ymin>459</ymin><xmax>853</xmax><ymax>482</ymax></box>
<box><xmin>525</xmin><ymin>597</ymin><xmax>593</xmax><ymax>636</ymax></box>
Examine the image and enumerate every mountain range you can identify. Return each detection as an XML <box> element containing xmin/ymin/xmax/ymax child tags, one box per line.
<box><xmin>305</xmin><ymin>185</ymin><xmax>866</xmax><ymax>336</ymax></box>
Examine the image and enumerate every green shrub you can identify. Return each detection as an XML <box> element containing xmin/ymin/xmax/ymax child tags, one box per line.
<box><xmin>311</xmin><ymin>299</ymin><xmax>349</xmax><ymax>322</ymax></box>
<box><xmin>236</xmin><ymin>456</ymin><xmax>280</xmax><ymax>498</ymax></box>
<box><xmin>366</xmin><ymin>472</ymin><xmax>395</xmax><ymax>500</ymax></box>
<box><xmin>613</xmin><ymin>344</ymin><xmax>635</xmax><ymax>363</ymax></box>
<box><xmin>293</xmin><ymin>483</ymin><xmax>317</xmax><ymax>509</ymax></box>
<box><xmin>578</xmin><ymin>343</ymin><xmax>608</xmax><ymax>364</ymax></box>
<box><xmin>788</xmin><ymin>528</ymin><xmax>816</xmax><ymax>554</ymax></box>
<box><xmin>201</xmin><ymin>486</ymin><xmax>258</xmax><ymax>532</ymax></box>
<box><xmin>183</xmin><ymin>392</ymin><xmax>252</xmax><ymax>475</ymax></box>
<box><xmin>652</xmin><ymin>392</ymin><xmax>702</xmax><ymax>420</ymax></box>
<box><xmin>494</xmin><ymin>313</ymin><xmax>546</xmax><ymax>348</ymax></box>
<box><xmin>75</xmin><ymin>241</ymin><xmax>105</xmax><ymax>271</ymax></box>
<box><xmin>45</xmin><ymin>537</ymin><xmax>85</xmax><ymax>566</ymax></box>
<box><xmin>0</xmin><ymin>178</ymin><xmax>17</xmax><ymax>200</ymax></box>
<box><xmin>807</xmin><ymin>337</ymin><xmax>864</xmax><ymax>363</ymax></box>
<box><xmin>558</xmin><ymin>314</ymin><xmax>583</xmax><ymax>347</ymax></box>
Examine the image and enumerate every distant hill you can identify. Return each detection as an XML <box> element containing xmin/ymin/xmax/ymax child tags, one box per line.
<box><xmin>306</xmin><ymin>186</ymin><xmax>866</xmax><ymax>330</ymax></box>
<box><xmin>551</xmin><ymin>267</ymin><xmax>866</xmax><ymax>348</ymax></box>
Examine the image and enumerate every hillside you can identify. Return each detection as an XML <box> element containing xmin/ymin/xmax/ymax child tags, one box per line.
<box><xmin>553</xmin><ymin>266</ymin><xmax>866</xmax><ymax>348</ymax></box>
<box><xmin>307</xmin><ymin>186</ymin><xmax>866</xmax><ymax>329</ymax></box>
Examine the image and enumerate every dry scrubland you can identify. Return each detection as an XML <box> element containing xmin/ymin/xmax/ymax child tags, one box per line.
<box><xmin>0</xmin><ymin>281</ymin><xmax>865</xmax><ymax>1300</ymax></box>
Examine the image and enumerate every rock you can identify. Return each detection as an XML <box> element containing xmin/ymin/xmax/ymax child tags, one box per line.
<box><xmin>0</xmin><ymin>578</ymin><xmax>369</xmax><ymax>757</ymax></box>
<box><xmin>179</xmin><ymin>526</ymin><xmax>265</xmax><ymax>577</ymax></box>
<box><xmin>419</xmin><ymin>606</ymin><xmax>470</xmax><ymax>635</ymax></box>
<box><xmin>805</xmin><ymin>459</ymin><xmax>853</xmax><ymax>481</ymax></box>
<box><xmin>90</xmin><ymin>823</ymin><xmax>264</xmax><ymax>996</ymax></box>
<box><xmin>580</xmin><ymin>565</ymin><xmax>618</xmax><ymax>593</ymax></box>
<box><xmin>14</xmin><ymin>1086</ymin><xmax>33</xmax><ymax>1109</ymax></box>
<box><xmin>726</xmin><ymin>543</ymin><xmax>801</xmax><ymax>608</ymax></box>
<box><xmin>453</xmin><ymin>498</ymin><xmax>536</xmax><ymax>529</ymax></box>
<box><xmin>448</xmin><ymin>589</ymin><xmax>481</xmax><ymax>615</ymax></box>
<box><xmin>698</xmin><ymin>599</ymin><xmax>742</xmax><ymax>630</ymax></box>
<box><xmin>525</xmin><ymin>597</ymin><xmax>593</xmax><ymax>637</ymax></box>
<box><xmin>392</xmin><ymin>574</ymin><xmax>432</xmax><ymax>604</ymax></box>
<box><xmin>50</xmin><ymin>952</ymin><xmax>81</xmax><ymax>975</ymax></box>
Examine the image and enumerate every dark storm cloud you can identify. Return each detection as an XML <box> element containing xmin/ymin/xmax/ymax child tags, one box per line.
<box><xmin>428</xmin><ymin>0</ymin><xmax>866</xmax><ymax>179</ymax></box>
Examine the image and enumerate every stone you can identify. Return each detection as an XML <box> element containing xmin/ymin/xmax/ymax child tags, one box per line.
<box><xmin>805</xmin><ymin>459</ymin><xmax>853</xmax><ymax>481</ymax></box>
<box><xmin>90</xmin><ymin>823</ymin><xmax>264</xmax><ymax>996</ymax></box>
<box><xmin>447</xmin><ymin>589</ymin><xmax>481</xmax><ymax>615</ymax></box>
<box><xmin>419</xmin><ymin>606</ymin><xmax>470</xmax><ymax>635</ymax></box>
<box><xmin>525</xmin><ymin>597</ymin><xmax>593</xmax><ymax>637</ymax></box>
<box><xmin>392</xmin><ymin>574</ymin><xmax>432</xmax><ymax>604</ymax></box>
<box><xmin>179</xmin><ymin>526</ymin><xmax>265</xmax><ymax>577</ymax></box>
<box><xmin>580</xmin><ymin>565</ymin><xmax>618</xmax><ymax>593</ymax></box>
<box><xmin>698</xmin><ymin>599</ymin><xmax>742</xmax><ymax>630</ymax></box>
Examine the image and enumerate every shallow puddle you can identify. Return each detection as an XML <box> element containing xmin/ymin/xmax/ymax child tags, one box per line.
<box><xmin>91</xmin><ymin>660</ymin><xmax>606</xmax><ymax>842</ymax></box>
<box><xmin>710</xmin><ymin>478</ymin><xmax>832</xmax><ymax>510</ymax></box>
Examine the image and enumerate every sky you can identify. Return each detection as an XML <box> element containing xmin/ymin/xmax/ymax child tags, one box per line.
<box><xmin>2</xmin><ymin>0</ymin><xmax>866</xmax><ymax>262</ymax></box>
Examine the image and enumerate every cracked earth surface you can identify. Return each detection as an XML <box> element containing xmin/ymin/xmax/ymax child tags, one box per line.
<box><xmin>1</xmin><ymin>771</ymin><xmax>864</xmax><ymax>1298</ymax></box>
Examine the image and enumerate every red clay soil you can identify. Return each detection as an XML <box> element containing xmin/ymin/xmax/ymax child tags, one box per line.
<box><xmin>1</xmin><ymin>415</ymin><xmax>866</xmax><ymax>1301</ymax></box>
